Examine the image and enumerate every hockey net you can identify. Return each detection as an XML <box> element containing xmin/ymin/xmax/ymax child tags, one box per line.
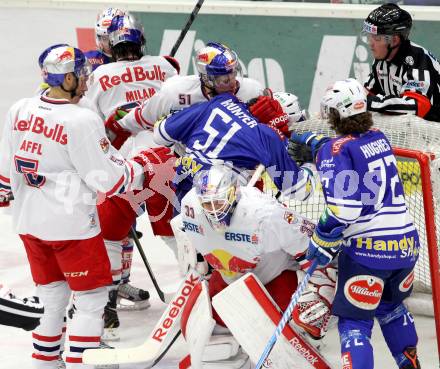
<box><xmin>272</xmin><ymin>113</ymin><xmax>440</xmax><ymax>353</ymax></box>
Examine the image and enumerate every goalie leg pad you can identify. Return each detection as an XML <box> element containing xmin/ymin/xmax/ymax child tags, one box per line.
<box><xmin>181</xmin><ymin>280</ymin><xmax>216</xmax><ymax>369</ymax></box>
<box><xmin>180</xmin><ymin>280</ymin><xmax>249</xmax><ymax>369</ymax></box>
<box><xmin>338</xmin><ymin>317</ymin><xmax>374</xmax><ymax>369</ymax></box>
<box><xmin>212</xmin><ymin>273</ymin><xmax>332</xmax><ymax>369</ymax></box>
<box><xmin>376</xmin><ymin>302</ymin><xmax>418</xmax><ymax>367</ymax></box>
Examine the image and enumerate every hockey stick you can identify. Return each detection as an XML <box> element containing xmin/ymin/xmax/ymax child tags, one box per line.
<box><xmin>169</xmin><ymin>0</ymin><xmax>205</xmax><ymax>57</ymax></box>
<box><xmin>130</xmin><ymin>227</ymin><xmax>174</xmax><ymax>303</ymax></box>
<box><xmin>248</xmin><ymin>164</ymin><xmax>265</xmax><ymax>188</ymax></box>
<box><xmin>83</xmin><ymin>269</ymin><xmax>202</xmax><ymax>366</ymax></box>
<box><xmin>253</xmin><ymin>259</ymin><xmax>319</xmax><ymax>369</ymax></box>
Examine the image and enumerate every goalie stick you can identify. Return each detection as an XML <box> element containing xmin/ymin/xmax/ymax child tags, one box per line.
<box><xmin>254</xmin><ymin>259</ymin><xmax>319</xmax><ymax>369</ymax></box>
<box><xmin>83</xmin><ymin>268</ymin><xmax>202</xmax><ymax>366</ymax></box>
<box><xmin>170</xmin><ymin>0</ymin><xmax>205</xmax><ymax>57</ymax></box>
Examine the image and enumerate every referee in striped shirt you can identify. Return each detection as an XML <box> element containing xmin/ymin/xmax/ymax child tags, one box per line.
<box><xmin>363</xmin><ymin>3</ymin><xmax>440</xmax><ymax>122</ymax></box>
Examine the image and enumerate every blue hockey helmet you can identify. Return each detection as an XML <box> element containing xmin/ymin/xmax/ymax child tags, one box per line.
<box><xmin>108</xmin><ymin>13</ymin><xmax>145</xmax><ymax>48</ymax></box>
<box><xmin>195</xmin><ymin>42</ymin><xmax>242</xmax><ymax>91</ymax></box>
<box><xmin>38</xmin><ymin>44</ymin><xmax>92</xmax><ymax>87</ymax></box>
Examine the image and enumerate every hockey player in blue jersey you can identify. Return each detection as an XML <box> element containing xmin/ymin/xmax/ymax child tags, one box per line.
<box><xmin>153</xmin><ymin>91</ymin><xmax>315</xmax><ymax>208</ymax></box>
<box><xmin>291</xmin><ymin>78</ymin><xmax>421</xmax><ymax>369</ymax></box>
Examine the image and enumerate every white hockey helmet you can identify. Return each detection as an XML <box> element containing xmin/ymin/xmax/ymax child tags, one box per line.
<box><xmin>320</xmin><ymin>78</ymin><xmax>367</xmax><ymax>119</ymax></box>
<box><xmin>194</xmin><ymin>165</ymin><xmax>241</xmax><ymax>232</ymax></box>
<box><xmin>38</xmin><ymin>44</ymin><xmax>92</xmax><ymax>87</ymax></box>
<box><xmin>273</xmin><ymin>92</ymin><xmax>308</xmax><ymax>125</ymax></box>
<box><xmin>95</xmin><ymin>7</ymin><xmax>125</xmax><ymax>55</ymax></box>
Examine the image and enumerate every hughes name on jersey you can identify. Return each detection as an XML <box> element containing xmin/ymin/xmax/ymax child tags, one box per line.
<box><xmin>0</xmin><ymin>91</ymin><xmax>143</xmax><ymax>240</ymax></box>
<box><xmin>365</xmin><ymin>39</ymin><xmax>440</xmax><ymax>121</ymax></box>
<box><xmin>179</xmin><ymin>187</ymin><xmax>314</xmax><ymax>284</ymax></box>
<box><xmin>119</xmin><ymin>74</ymin><xmax>264</xmax><ymax>133</ymax></box>
<box><xmin>316</xmin><ymin>129</ymin><xmax>419</xmax><ymax>269</ymax></box>
<box><xmin>154</xmin><ymin>93</ymin><xmax>314</xmax><ymax>200</ymax></box>
<box><xmin>87</xmin><ymin>55</ymin><xmax>178</xmax><ymax>119</ymax></box>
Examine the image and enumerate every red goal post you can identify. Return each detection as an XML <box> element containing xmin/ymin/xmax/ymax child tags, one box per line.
<box><xmin>279</xmin><ymin>113</ymin><xmax>440</xmax><ymax>357</ymax></box>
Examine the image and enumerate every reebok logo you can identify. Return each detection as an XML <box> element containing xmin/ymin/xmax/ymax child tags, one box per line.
<box><xmin>289</xmin><ymin>337</ymin><xmax>318</xmax><ymax>365</ymax></box>
<box><xmin>152</xmin><ymin>273</ymin><xmax>200</xmax><ymax>342</ymax></box>
<box><xmin>270</xmin><ymin>114</ymin><xmax>289</xmax><ymax>125</ymax></box>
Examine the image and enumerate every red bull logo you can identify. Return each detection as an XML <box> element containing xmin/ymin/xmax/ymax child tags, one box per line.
<box><xmin>102</xmin><ymin>19</ymin><xmax>112</xmax><ymax>27</ymax></box>
<box><xmin>204</xmin><ymin>249</ymin><xmax>257</xmax><ymax>278</ymax></box>
<box><xmin>198</xmin><ymin>52</ymin><xmax>210</xmax><ymax>62</ymax></box>
<box><xmin>58</xmin><ymin>49</ymin><xmax>74</xmax><ymax>62</ymax></box>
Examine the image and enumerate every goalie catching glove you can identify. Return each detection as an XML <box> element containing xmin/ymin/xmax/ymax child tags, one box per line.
<box><xmin>288</xmin><ymin>132</ymin><xmax>330</xmax><ymax>164</ymax></box>
<box><xmin>248</xmin><ymin>96</ymin><xmax>290</xmax><ymax>138</ymax></box>
<box><xmin>292</xmin><ymin>265</ymin><xmax>337</xmax><ymax>340</ymax></box>
<box><xmin>105</xmin><ymin>108</ymin><xmax>131</xmax><ymax>149</ymax></box>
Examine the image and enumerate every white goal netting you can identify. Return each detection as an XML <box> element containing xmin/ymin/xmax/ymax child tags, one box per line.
<box><xmin>277</xmin><ymin>113</ymin><xmax>440</xmax><ymax>318</ymax></box>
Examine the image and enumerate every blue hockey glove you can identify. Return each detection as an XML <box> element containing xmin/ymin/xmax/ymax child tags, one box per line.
<box><xmin>289</xmin><ymin>132</ymin><xmax>330</xmax><ymax>162</ymax></box>
<box><xmin>306</xmin><ymin>226</ymin><xmax>344</xmax><ymax>266</ymax></box>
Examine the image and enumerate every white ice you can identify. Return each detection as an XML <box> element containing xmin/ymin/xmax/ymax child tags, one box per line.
<box><xmin>1</xmin><ymin>209</ymin><xmax>438</xmax><ymax>369</ymax></box>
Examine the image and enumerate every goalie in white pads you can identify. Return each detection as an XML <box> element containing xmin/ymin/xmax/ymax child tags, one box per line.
<box><xmin>173</xmin><ymin>165</ymin><xmax>336</xmax><ymax>368</ymax></box>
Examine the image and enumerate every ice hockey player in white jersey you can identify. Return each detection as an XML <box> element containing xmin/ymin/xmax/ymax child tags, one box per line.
<box><xmin>83</xmin><ymin>7</ymin><xmax>125</xmax><ymax>71</ymax></box>
<box><xmin>0</xmin><ymin>44</ymin><xmax>160</xmax><ymax>369</ymax></box>
<box><xmin>85</xmin><ymin>13</ymin><xmax>180</xmax><ymax>337</ymax></box>
<box><xmin>86</xmin><ymin>13</ymin><xmax>179</xmax><ymax>121</ymax></box>
<box><xmin>0</xmin><ymin>282</ymin><xmax>44</xmax><ymax>331</ymax></box>
<box><xmin>172</xmin><ymin>165</ymin><xmax>336</xmax><ymax>368</ymax></box>
<box><xmin>104</xmin><ymin>42</ymin><xmax>265</xmax><ymax>147</ymax></box>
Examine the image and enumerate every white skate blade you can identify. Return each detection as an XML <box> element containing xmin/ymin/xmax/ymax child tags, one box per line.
<box><xmin>102</xmin><ymin>327</ymin><xmax>120</xmax><ymax>342</ymax></box>
<box><xmin>117</xmin><ymin>297</ymin><xmax>151</xmax><ymax>311</ymax></box>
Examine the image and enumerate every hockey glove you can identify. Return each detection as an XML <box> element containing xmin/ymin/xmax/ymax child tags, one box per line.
<box><xmin>289</xmin><ymin>132</ymin><xmax>330</xmax><ymax>163</ymax></box>
<box><xmin>0</xmin><ymin>192</ymin><xmax>12</xmax><ymax>207</ymax></box>
<box><xmin>306</xmin><ymin>226</ymin><xmax>344</xmax><ymax>267</ymax></box>
<box><xmin>105</xmin><ymin>109</ymin><xmax>131</xmax><ymax>150</ymax></box>
<box><xmin>249</xmin><ymin>96</ymin><xmax>290</xmax><ymax>137</ymax></box>
<box><xmin>287</xmin><ymin>139</ymin><xmax>314</xmax><ymax>166</ymax></box>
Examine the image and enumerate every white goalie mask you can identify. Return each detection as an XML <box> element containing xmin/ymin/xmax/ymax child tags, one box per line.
<box><xmin>320</xmin><ymin>78</ymin><xmax>367</xmax><ymax>119</ymax></box>
<box><xmin>194</xmin><ymin>165</ymin><xmax>241</xmax><ymax>232</ymax></box>
<box><xmin>273</xmin><ymin>91</ymin><xmax>308</xmax><ymax>126</ymax></box>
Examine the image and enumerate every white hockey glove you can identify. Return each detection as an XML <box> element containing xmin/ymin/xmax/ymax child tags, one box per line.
<box><xmin>171</xmin><ymin>215</ymin><xmax>209</xmax><ymax>276</ymax></box>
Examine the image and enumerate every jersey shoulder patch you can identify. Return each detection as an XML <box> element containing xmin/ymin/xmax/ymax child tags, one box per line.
<box><xmin>331</xmin><ymin>135</ymin><xmax>356</xmax><ymax>155</ymax></box>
